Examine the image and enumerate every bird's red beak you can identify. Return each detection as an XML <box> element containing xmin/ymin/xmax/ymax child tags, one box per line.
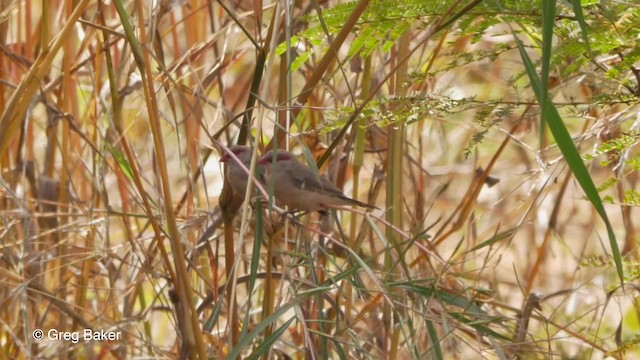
<box><xmin>220</xmin><ymin>153</ymin><xmax>230</xmax><ymax>162</ymax></box>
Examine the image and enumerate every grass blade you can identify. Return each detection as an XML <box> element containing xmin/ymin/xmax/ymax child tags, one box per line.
<box><xmin>514</xmin><ymin>36</ymin><xmax>623</xmax><ymax>284</ymax></box>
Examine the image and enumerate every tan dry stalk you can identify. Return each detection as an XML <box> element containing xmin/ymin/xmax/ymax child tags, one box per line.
<box><xmin>122</xmin><ymin>0</ymin><xmax>208</xmax><ymax>357</ymax></box>
<box><xmin>0</xmin><ymin>0</ymin><xmax>91</xmax><ymax>156</ymax></box>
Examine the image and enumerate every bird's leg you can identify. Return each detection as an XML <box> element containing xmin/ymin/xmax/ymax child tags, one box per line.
<box><xmin>283</xmin><ymin>210</ymin><xmax>303</xmax><ymax>226</ymax></box>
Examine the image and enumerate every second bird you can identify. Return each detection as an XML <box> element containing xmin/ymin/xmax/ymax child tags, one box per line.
<box><xmin>258</xmin><ymin>150</ymin><xmax>375</xmax><ymax>212</ymax></box>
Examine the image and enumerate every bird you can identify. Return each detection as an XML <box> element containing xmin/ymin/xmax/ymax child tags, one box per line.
<box><xmin>257</xmin><ymin>150</ymin><xmax>376</xmax><ymax>212</ymax></box>
<box><xmin>219</xmin><ymin>145</ymin><xmax>264</xmax><ymax>198</ymax></box>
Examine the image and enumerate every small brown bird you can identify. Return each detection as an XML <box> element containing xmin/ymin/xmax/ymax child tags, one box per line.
<box><xmin>219</xmin><ymin>145</ymin><xmax>264</xmax><ymax>197</ymax></box>
<box><xmin>258</xmin><ymin>150</ymin><xmax>376</xmax><ymax>212</ymax></box>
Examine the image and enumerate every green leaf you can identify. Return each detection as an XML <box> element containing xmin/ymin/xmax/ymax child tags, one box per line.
<box><xmin>291</xmin><ymin>49</ymin><xmax>313</xmax><ymax>72</ymax></box>
<box><xmin>113</xmin><ymin>0</ymin><xmax>145</xmax><ymax>68</ymax></box>
<box><xmin>245</xmin><ymin>317</ymin><xmax>295</xmax><ymax>360</ymax></box>
<box><xmin>107</xmin><ymin>144</ymin><xmax>134</xmax><ymax>180</ymax></box>
<box><xmin>539</xmin><ymin>0</ymin><xmax>556</xmax><ymax>144</ymax></box>
<box><xmin>226</xmin><ymin>288</ymin><xmax>328</xmax><ymax>360</ymax></box>
<box><xmin>514</xmin><ymin>36</ymin><xmax>624</xmax><ymax>284</ymax></box>
<box><xmin>466</xmin><ymin>228</ymin><xmax>517</xmax><ymax>252</ymax></box>
<box><xmin>249</xmin><ymin>201</ymin><xmax>264</xmax><ymax>294</ymax></box>
<box><xmin>571</xmin><ymin>0</ymin><xmax>592</xmax><ymax>55</ymax></box>
<box><xmin>426</xmin><ymin>320</ymin><xmax>444</xmax><ymax>360</ymax></box>
<box><xmin>276</xmin><ymin>35</ymin><xmax>300</xmax><ymax>56</ymax></box>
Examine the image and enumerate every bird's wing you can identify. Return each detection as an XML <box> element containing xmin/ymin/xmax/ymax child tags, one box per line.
<box><xmin>285</xmin><ymin>163</ymin><xmax>378</xmax><ymax>209</ymax></box>
<box><xmin>287</xmin><ymin>167</ymin><xmax>343</xmax><ymax>196</ymax></box>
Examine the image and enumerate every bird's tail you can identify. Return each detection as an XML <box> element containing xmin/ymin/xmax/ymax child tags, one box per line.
<box><xmin>340</xmin><ymin>195</ymin><xmax>378</xmax><ymax>210</ymax></box>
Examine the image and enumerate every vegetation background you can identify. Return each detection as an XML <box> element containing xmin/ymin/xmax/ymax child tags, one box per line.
<box><xmin>0</xmin><ymin>0</ymin><xmax>639</xmax><ymax>359</ymax></box>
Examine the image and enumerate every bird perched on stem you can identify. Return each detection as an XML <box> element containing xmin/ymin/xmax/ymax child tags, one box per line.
<box><xmin>258</xmin><ymin>150</ymin><xmax>376</xmax><ymax>212</ymax></box>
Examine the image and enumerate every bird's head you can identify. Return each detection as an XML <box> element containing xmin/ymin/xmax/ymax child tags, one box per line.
<box><xmin>220</xmin><ymin>145</ymin><xmax>250</xmax><ymax>163</ymax></box>
<box><xmin>258</xmin><ymin>150</ymin><xmax>297</xmax><ymax>165</ymax></box>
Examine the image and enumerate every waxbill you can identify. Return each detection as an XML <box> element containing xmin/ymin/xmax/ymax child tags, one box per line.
<box><xmin>258</xmin><ymin>150</ymin><xmax>376</xmax><ymax>212</ymax></box>
<box><xmin>219</xmin><ymin>145</ymin><xmax>264</xmax><ymax>197</ymax></box>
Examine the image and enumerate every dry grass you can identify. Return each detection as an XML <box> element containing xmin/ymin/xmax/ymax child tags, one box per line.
<box><xmin>1</xmin><ymin>1</ymin><xmax>639</xmax><ymax>359</ymax></box>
